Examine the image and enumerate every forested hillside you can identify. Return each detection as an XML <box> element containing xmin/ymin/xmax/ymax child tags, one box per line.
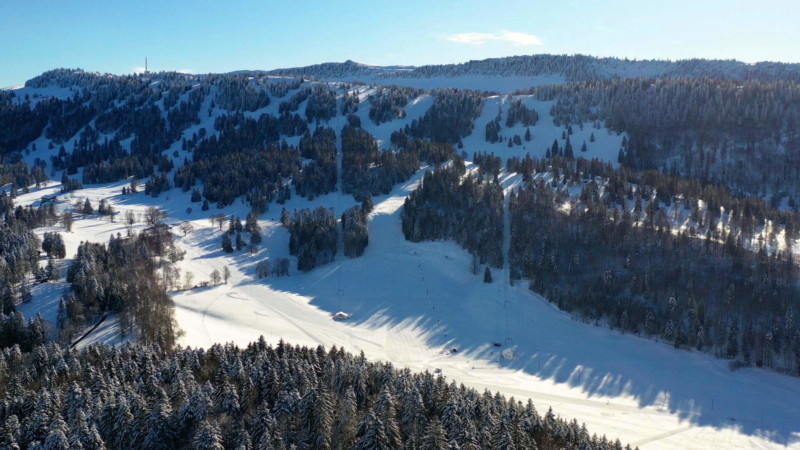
<box><xmin>3</xmin><ymin>61</ymin><xmax>800</xmax><ymax>372</ymax></box>
<box><xmin>526</xmin><ymin>77</ymin><xmax>800</xmax><ymax>200</ymax></box>
<box><xmin>0</xmin><ymin>340</ymin><xmax>634</xmax><ymax>449</ymax></box>
<box><xmin>267</xmin><ymin>54</ymin><xmax>800</xmax><ymax>84</ymax></box>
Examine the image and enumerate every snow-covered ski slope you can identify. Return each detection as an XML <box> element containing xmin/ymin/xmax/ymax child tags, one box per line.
<box><xmin>9</xmin><ymin>71</ymin><xmax>800</xmax><ymax>449</ymax></box>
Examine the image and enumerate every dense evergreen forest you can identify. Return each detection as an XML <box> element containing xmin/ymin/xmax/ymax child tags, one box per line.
<box><xmin>525</xmin><ymin>77</ymin><xmax>800</xmax><ymax>200</ymax></box>
<box><xmin>266</xmin><ymin>54</ymin><xmax>800</xmax><ymax>84</ymax></box>
<box><xmin>502</xmin><ymin>156</ymin><xmax>800</xmax><ymax>374</ymax></box>
<box><xmin>398</xmin><ymin>147</ymin><xmax>800</xmax><ymax>373</ymax></box>
<box><xmin>284</xmin><ymin>207</ymin><xmax>339</xmax><ymax>272</ymax></box>
<box><xmin>0</xmin><ymin>339</ymin><xmax>632</xmax><ymax>449</ymax></box>
<box><xmin>368</xmin><ymin>86</ymin><xmax>422</xmax><ymax>125</ymax></box>
<box><xmin>296</xmin><ymin>126</ymin><xmax>337</xmax><ymax>199</ymax></box>
<box><xmin>341</xmin><ymin>124</ymin><xmax>419</xmax><ymax>201</ymax></box>
<box><xmin>408</xmin><ymin>89</ymin><xmax>484</xmax><ymax>144</ymax></box>
<box><xmin>402</xmin><ymin>160</ymin><xmax>504</xmax><ymax>268</ymax></box>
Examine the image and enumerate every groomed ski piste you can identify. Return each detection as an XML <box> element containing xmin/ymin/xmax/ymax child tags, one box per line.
<box><xmin>9</xmin><ymin>78</ymin><xmax>800</xmax><ymax>449</ymax></box>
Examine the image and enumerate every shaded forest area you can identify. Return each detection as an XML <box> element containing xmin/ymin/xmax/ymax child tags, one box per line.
<box><xmin>402</xmin><ymin>161</ymin><xmax>504</xmax><ymax>268</ymax></box>
<box><xmin>505</xmin><ymin>156</ymin><xmax>800</xmax><ymax>374</ymax></box>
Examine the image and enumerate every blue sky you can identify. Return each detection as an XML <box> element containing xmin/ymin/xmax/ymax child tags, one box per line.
<box><xmin>2</xmin><ymin>0</ymin><xmax>799</xmax><ymax>87</ymax></box>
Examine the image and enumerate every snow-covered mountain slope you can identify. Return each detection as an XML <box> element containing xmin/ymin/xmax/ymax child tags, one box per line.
<box><xmin>264</xmin><ymin>55</ymin><xmax>800</xmax><ymax>92</ymax></box>
<box><xmin>341</xmin><ymin>74</ymin><xmax>567</xmax><ymax>93</ymax></box>
<box><xmin>12</xmin><ymin>164</ymin><xmax>800</xmax><ymax>449</ymax></box>
<box><xmin>7</xmin><ymin>66</ymin><xmax>800</xmax><ymax>449</ymax></box>
<box><xmin>461</xmin><ymin>95</ymin><xmax>623</xmax><ymax>164</ymax></box>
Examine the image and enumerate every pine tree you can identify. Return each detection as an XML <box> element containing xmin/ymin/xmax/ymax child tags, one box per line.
<box><xmin>484</xmin><ymin>267</ymin><xmax>493</xmax><ymax>283</ymax></box>
<box><xmin>524</xmin><ymin>128</ymin><xmax>531</xmax><ymax>142</ymax></box>
<box><xmin>62</xmin><ymin>211</ymin><xmax>74</xmax><ymax>232</ymax></box>
<box><xmin>420</xmin><ymin>420</ymin><xmax>447</xmax><ymax>450</ymax></box>
<box><xmin>1</xmin><ymin>281</ymin><xmax>15</xmax><ymax>315</ymax></box>
<box><xmin>726</xmin><ymin>325</ymin><xmax>739</xmax><ymax>359</ymax></box>
<box><xmin>373</xmin><ymin>386</ymin><xmax>401</xmax><ymax>448</ymax></box>
<box><xmin>73</xmin><ymin>410</ymin><xmax>105</xmax><ymax>450</ymax></box>
<box><xmin>245</xmin><ymin>213</ymin><xmax>260</xmax><ymax>232</ymax></box>
<box><xmin>222</xmin><ymin>233</ymin><xmax>234</xmax><ymax>253</ymax></box>
<box><xmin>45</xmin><ymin>257</ymin><xmax>59</xmax><ymax>281</ymax></box>
<box><xmin>45</xmin><ymin>429</ymin><xmax>70</xmax><ymax>450</ymax></box>
<box><xmin>1</xmin><ymin>415</ymin><xmax>20</xmax><ymax>449</ymax></box>
<box><xmin>362</xmin><ymin>194</ymin><xmax>374</xmax><ymax>215</ymax></box>
<box><xmin>20</xmin><ymin>282</ymin><xmax>32</xmax><ymax>304</ymax></box>
<box><xmin>355</xmin><ymin>411</ymin><xmax>389</xmax><ymax>450</ymax></box>
<box><xmin>298</xmin><ymin>388</ymin><xmax>333</xmax><ymax>450</ymax></box>
<box><xmin>192</xmin><ymin>420</ymin><xmax>224</xmax><ymax>450</ymax></box>
<box><xmin>334</xmin><ymin>387</ymin><xmax>358</xmax><ymax>449</ymax></box>
<box><xmin>564</xmin><ymin>137</ymin><xmax>574</xmax><ymax>159</ymax></box>
<box><xmin>143</xmin><ymin>398</ymin><xmax>176</xmax><ymax>450</ymax></box>
<box><xmin>82</xmin><ymin>198</ymin><xmax>94</xmax><ymax>215</ymax></box>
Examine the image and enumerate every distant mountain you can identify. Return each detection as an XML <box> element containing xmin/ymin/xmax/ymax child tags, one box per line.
<box><xmin>265</xmin><ymin>54</ymin><xmax>800</xmax><ymax>84</ymax></box>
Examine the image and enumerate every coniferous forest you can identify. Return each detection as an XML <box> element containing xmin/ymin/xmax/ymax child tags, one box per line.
<box><xmin>0</xmin><ymin>340</ymin><xmax>631</xmax><ymax>449</ymax></box>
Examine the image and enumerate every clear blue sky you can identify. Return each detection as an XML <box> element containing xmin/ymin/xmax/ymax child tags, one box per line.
<box><xmin>3</xmin><ymin>0</ymin><xmax>799</xmax><ymax>87</ymax></box>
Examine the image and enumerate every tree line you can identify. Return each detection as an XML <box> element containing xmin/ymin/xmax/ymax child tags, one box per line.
<box><xmin>0</xmin><ymin>339</ymin><xmax>632</xmax><ymax>449</ymax></box>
